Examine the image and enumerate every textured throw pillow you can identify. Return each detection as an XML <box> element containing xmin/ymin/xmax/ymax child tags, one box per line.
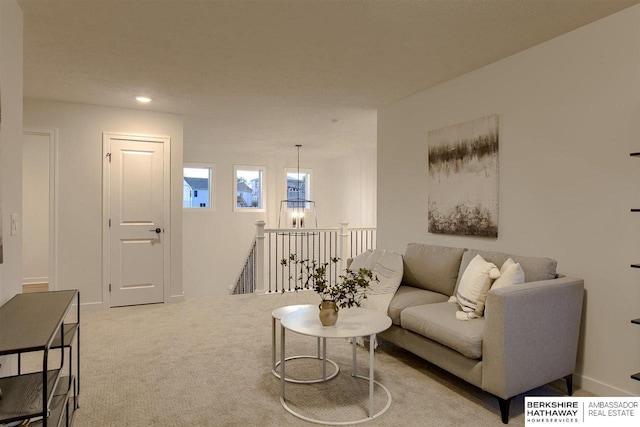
<box><xmin>492</xmin><ymin>258</ymin><xmax>525</xmax><ymax>289</ymax></box>
<box><xmin>349</xmin><ymin>249</ymin><xmax>383</xmax><ymax>272</ymax></box>
<box><xmin>360</xmin><ymin>250</ymin><xmax>403</xmax><ymax>313</ymax></box>
<box><xmin>455</xmin><ymin>254</ymin><xmax>500</xmax><ymax>317</ymax></box>
<box><xmin>348</xmin><ymin>250</ymin><xmax>372</xmax><ymax>272</ymax></box>
<box><xmin>351</xmin><ymin>249</ymin><xmax>402</xmax><ymax>349</ymax></box>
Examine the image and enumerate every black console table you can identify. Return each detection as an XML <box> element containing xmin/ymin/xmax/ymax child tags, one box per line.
<box><xmin>0</xmin><ymin>290</ymin><xmax>80</xmax><ymax>426</ymax></box>
<box><xmin>631</xmin><ymin>152</ymin><xmax>640</xmax><ymax>382</ymax></box>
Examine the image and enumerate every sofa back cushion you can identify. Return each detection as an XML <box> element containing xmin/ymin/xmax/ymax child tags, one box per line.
<box><xmin>402</xmin><ymin>243</ymin><xmax>467</xmax><ymax>296</ymax></box>
<box><xmin>455</xmin><ymin>249</ymin><xmax>557</xmax><ymax>294</ymax></box>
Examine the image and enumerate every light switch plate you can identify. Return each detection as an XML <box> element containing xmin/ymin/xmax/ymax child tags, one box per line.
<box><xmin>10</xmin><ymin>213</ymin><xmax>19</xmax><ymax>236</ymax></box>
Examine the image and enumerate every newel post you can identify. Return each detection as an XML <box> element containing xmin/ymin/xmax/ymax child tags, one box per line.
<box><xmin>339</xmin><ymin>220</ymin><xmax>350</xmax><ymax>272</ymax></box>
<box><xmin>255</xmin><ymin>220</ymin><xmax>266</xmax><ymax>294</ymax></box>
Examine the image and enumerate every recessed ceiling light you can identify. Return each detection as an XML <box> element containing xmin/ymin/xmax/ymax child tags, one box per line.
<box><xmin>135</xmin><ymin>96</ymin><xmax>152</xmax><ymax>103</ymax></box>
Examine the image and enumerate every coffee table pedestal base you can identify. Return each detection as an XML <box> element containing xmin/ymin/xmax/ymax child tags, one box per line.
<box><xmin>280</xmin><ymin>374</ymin><xmax>392</xmax><ymax>425</ymax></box>
<box><xmin>272</xmin><ymin>354</ymin><xmax>340</xmax><ymax>384</ymax></box>
<box><xmin>279</xmin><ymin>307</ymin><xmax>393</xmax><ymax>425</ymax></box>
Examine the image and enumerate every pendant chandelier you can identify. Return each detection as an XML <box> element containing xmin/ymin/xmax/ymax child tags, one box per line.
<box><xmin>278</xmin><ymin>144</ymin><xmax>318</xmax><ymax>229</ymax></box>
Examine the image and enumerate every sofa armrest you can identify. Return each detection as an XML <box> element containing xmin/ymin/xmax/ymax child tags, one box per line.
<box><xmin>482</xmin><ymin>276</ymin><xmax>584</xmax><ymax>399</ymax></box>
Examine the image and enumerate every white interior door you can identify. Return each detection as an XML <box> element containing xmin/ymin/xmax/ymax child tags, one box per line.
<box><xmin>106</xmin><ymin>135</ymin><xmax>167</xmax><ymax>307</ymax></box>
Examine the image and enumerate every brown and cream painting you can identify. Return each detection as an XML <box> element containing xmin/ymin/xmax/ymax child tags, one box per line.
<box><xmin>428</xmin><ymin>114</ymin><xmax>499</xmax><ymax>238</ymax></box>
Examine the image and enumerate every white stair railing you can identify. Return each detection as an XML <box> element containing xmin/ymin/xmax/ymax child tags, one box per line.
<box><xmin>232</xmin><ymin>221</ymin><xmax>377</xmax><ymax>295</ymax></box>
<box><xmin>231</xmin><ymin>238</ymin><xmax>257</xmax><ymax>295</ymax></box>
<box><xmin>231</xmin><ymin>221</ymin><xmax>376</xmax><ymax>295</ymax></box>
<box><xmin>348</xmin><ymin>226</ymin><xmax>377</xmax><ymax>259</ymax></box>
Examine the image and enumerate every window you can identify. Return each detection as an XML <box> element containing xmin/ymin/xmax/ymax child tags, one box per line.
<box><xmin>183</xmin><ymin>163</ymin><xmax>215</xmax><ymax>210</ymax></box>
<box><xmin>285</xmin><ymin>168</ymin><xmax>312</xmax><ymax>208</ymax></box>
<box><xmin>234</xmin><ymin>165</ymin><xmax>265</xmax><ymax>212</ymax></box>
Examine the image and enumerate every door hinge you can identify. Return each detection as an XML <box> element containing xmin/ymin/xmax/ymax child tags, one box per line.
<box><xmin>109</xmin><ymin>218</ymin><xmax>111</xmax><ymax>227</ymax></box>
<box><xmin>106</xmin><ymin>152</ymin><xmax>112</xmax><ymax>162</ymax></box>
<box><xmin>109</xmin><ymin>283</ymin><xmax>112</xmax><ymax>292</ymax></box>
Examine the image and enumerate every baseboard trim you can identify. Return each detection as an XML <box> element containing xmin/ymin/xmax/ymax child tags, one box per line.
<box><xmin>23</xmin><ymin>276</ymin><xmax>49</xmax><ymax>285</ymax></box>
<box><xmin>169</xmin><ymin>294</ymin><xmax>185</xmax><ymax>303</ymax></box>
<box><xmin>22</xmin><ymin>282</ymin><xmax>49</xmax><ymax>293</ymax></box>
<box><xmin>80</xmin><ymin>301</ymin><xmax>106</xmax><ymax>311</ymax></box>
<box><xmin>80</xmin><ymin>297</ymin><xmax>184</xmax><ymax>310</ymax></box>
<box><xmin>575</xmin><ymin>373</ymin><xmax>637</xmax><ymax>397</ymax></box>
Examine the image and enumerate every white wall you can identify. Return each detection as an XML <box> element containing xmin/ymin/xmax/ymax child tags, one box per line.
<box><xmin>0</xmin><ymin>0</ymin><xmax>23</xmax><ymax>378</ymax></box>
<box><xmin>23</xmin><ymin>99</ymin><xmax>184</xmax><ymax>308</ymax></box>
<box><xmin>0</xmin><ymin>0</ymin><xmax>23</xmax><ymax>303</ymax></box>
<box><xmin>333</xmin><ymin>148</ymin><xmax>377</xmax><ymax>229</ymax></box>
<box><xmin>22</xmin><ymin>131</ymin><xmax>50</xmax><ymax>285</ymax></box>
<box><xmin>182</xmin><ymin>133</ymin><xmax>377</xmax><ymax>298</ymax></box>
<box><xmin>378</xmin><ymin>5</ymin><xmax>640</xmax><ymax>397</ymax></box>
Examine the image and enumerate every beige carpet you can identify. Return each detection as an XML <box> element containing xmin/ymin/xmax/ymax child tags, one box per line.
<box><xmin>65</xmin><ymin>292</ymin><xmax>586</xmax><ymax>426</ymax></box>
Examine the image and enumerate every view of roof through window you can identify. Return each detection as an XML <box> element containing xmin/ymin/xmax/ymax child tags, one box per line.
<box><xmin>183</xmin><ymin>167</ymin><xmax>211</xmax><ymax>208</ymax></box>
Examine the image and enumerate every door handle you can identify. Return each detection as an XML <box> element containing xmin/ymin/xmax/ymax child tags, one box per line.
<box><xmin>149</xmin><ymin>228</ymin><xmax>162</xmax><ymax>234</ymax></box>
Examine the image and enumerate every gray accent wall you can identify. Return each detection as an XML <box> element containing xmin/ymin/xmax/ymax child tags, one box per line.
<box><xmin>377</xmin><ymin>5</ymin><xmax>640</xmax><ymax>397</ymax></box>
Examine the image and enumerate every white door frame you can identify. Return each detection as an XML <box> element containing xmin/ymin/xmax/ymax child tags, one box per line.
<box><xmin>102</xmin><ymin>132</ymin><xmax>172</xmax><ymax>308</ymax></box>
<box><xmin>23</xmin><ymin>126</ymin><xmax>58</xmax><ymax>291</ymax></box>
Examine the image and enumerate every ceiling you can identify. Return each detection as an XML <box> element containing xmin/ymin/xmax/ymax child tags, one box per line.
<box><xmin>18</xmin><ymin>0</ymin><xmax>639</xmax><ymax>156</ymax></box>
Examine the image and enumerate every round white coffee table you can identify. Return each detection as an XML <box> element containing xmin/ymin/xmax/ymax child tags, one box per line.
<box><xmin>271</xmin><ymin>305</ymin><xmax>339</xmax><ymax>383</ymax></box>
<box><xmin>279</xmin><ymin>307</ymin><xmax>392</xmax><ymax>425</ymax></box>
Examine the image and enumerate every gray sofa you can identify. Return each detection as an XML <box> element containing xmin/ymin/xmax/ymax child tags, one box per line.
<box><xmin>378</xmin><ymin>243</ymin><xmax>584</xmax><ymax>424</ymax></box>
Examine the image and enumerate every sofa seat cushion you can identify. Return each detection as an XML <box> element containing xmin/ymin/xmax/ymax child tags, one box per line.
<box><xmin>400</xmin><ymin>302</ymin><xmax>485</xmax><ymax>359</ymax></box>
<box><xmin>387</xmin><ymin>285</ymin><xmax>449</xmax><ymax>325</ymax></box>
<box><xmin>402</xmin><ymin>243</ymin><xmax>467</xmax><ymax>295</ymax></box>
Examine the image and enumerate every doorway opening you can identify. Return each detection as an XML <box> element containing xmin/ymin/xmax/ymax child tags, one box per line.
<box><xmin>22</xmin><ymin>127</ymin><xmax>57</xmax><ymax>293</ymax></box>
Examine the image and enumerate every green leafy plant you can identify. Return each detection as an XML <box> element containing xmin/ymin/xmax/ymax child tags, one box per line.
<box><xmin>280</xmin><ymin>254</ymin><xmax>378</xmax><ymax>309</ymax></box>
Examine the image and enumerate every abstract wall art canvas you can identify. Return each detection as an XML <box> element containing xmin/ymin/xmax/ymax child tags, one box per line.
<box><xmin>428</xmin><ymin>114</ymin><xmax>499</xmax><ymax>238</ymax></box>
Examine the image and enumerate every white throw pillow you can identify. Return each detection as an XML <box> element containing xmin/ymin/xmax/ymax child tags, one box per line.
<box><xmin>348</xmin><ymin>250</ymin><xmax>372</xmax><ymax>272</ymax></box>
<box><xmin>350</xmin><ymin>249</ymin><xmax>402</xmax><ymax>348</ymax></box>
<box><xmin>456</xmin><ymin>254</ymin><xmax>500</xmax><ymax>316</ymax></box>
<box><xmin>492</xmin><ymin>258</ymin><xmax>525</xmax><ymax>289</ymax></box>
<box><xmin>348</xmin><ymin>249</ymin><xmax>383</xmax><ymax>272</ymax></box>
<box><xmin>360</xmin><ymin>250</ymin><xmax>403</xmax><ymax>312</ymax></box>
